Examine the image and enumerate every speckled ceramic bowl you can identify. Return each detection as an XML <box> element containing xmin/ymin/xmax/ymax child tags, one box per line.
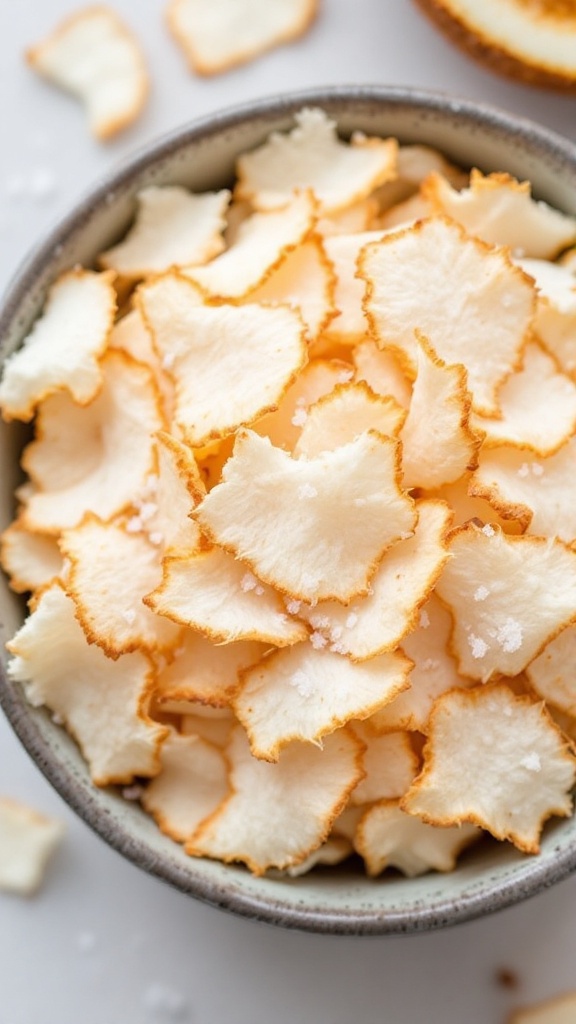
<box><xmin>2</xmin><ymin>87</ymin><xmax>576</xmax><ymax>935</ymax></box>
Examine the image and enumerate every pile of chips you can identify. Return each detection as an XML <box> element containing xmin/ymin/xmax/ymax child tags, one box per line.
<box><xmin>4</xmin><ymin>108</ymin><xmax>576</xmax><ymax>879</ymax></box>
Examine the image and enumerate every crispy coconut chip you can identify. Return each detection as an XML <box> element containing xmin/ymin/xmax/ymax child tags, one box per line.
<box><xmin>20</xmin><ymin>351</ymin><xmax>163</xmax><ymax>534</ymax></box>
<box><xmin>145</xmin><ymin>546</ymin><xmax>308</xmax><ymax>646</ymax></box>
<box><xmin>254</xmin><ymin>358</ymin><xmax>353</xmax><ymax>451</ymax></box>
<box><xmin>0</xmin><ymin>269</ymin><xmax>116</xmax><ymax>422</ymax></box>
<box><xmin>142</xmin><ymin>731</ymin><xmax>229</xmax><ymax>843</ymax></box>
<box><xmin>61</xmin><ymin>516</ymin><xmax>181</xmax><ymax>658</ymax></box>
<box><xmin>195</xmin><ymin>428</ymin><xmax>416</xmax><ymax>604</ymax></box>
<box><xmin>233</xmin><ymin>645</ymin><xmax>411</xmax><ymax>761</ymax></box>
<box><xmin>360</xmin><ymin>215</ymin><xmax>535</xmax><ymax>416</ymax></box>
<box><xmin>0</xmin><ymin>520</ymin><xmax>63</xmax><ymax>594</ymax></box>
<box><xmin>526</xmin><ymin>626</ymin><xmax>576</xmax><ymax>718</ymax></box>
<box><xmin>109</xmin><ymin>308</ymin><xmax>156</xmax><ymax>364</ymax></box>
<box><xmin>246</xmin><ymin>237</ymin><xmax>336</xmax><ymax>342</ymax></box>
<box><xmin>401</xmin><ymin>334</ymin><xmax>481</xmax><ymax>489</ymax></box>
<box><xmin>155</xmin><ymin>631</ymin><xmax>266</xmax><ymax>709</ymax></box>
<box><xmin>370</xmin><ymin>593</ymin><xmax>474</xmax><ymax>734</ymax></box>
<box><xmin>296</xmin><ymin>500</ymin><xmax>451</xmax><ymax>662</ymax></box>
<box><xmin>183</xmin><ymin>191</ymin><xmax>316</xmax><ymax>299</ymax></box>
<box><xmin>424</xmin><ymin>170</ymin><xmax>576</xmax><ymax>259</ymax></box>
<box><xmin>188</xmin><ymin>725</ymin><xmax>362</xmax><ymax>874</ymax></box>
<box><xmin>151</xmin><ymin>431</ymin><xmax>205</xmax><ymax>554</ymax></box>
<box><xmin>377</xmin><ymin>192</ymin><xmax>432</xmax><ymax>231</ymax></box>
<box><xmin>432</xmin><ymin>473</ymin><xmax>525</xmax><ymax>534</ymax></box>
<box><xmin>101</xmin><ymin>187</ymin><xmax>229</xmax><ymax>279</ymax></box>
<box><xmin>0</xmin><ymin>797</ymin><xmax>64</xmax><ymax>895</ymax></box>
<box><xmin>317</xmin><ymin>198</ymin><xmax>379</xmax><ymax>237</ymax></box>
<box><xmin>356</xmin><ymin>798</ymin><xmax>481</xmax><ymax>877</ymax></box>
<box><xmin>472</xmin><ymin>439</ymin><xmax>576</xmax><ymax>543</ymax></box>
<box><xmin>139</xmin><ymin>274</ymin><xmax>307</xmax><ymax>447</ymax></box>
<box><xmin>352</xmin><ymin>339</ymin><xmax>412</xmax><ymax>408</ymax></box>
<box><xmin>517</xmin><ymin>258</ymin><xmax>576</xmax><ymax>380</ymax></box>
<box><xmin>323</xmin><ymin>231</ymin><xmax>389</xmax><ymax>343</ymax></box>
<box><xmin>509</xmin><ymin>992</ymin><xmax>576</xmax><ymax>1024</ymax></box>
<box><xmin>293</xmin><ymin>381</ymin><xmax>406</xmax><ymax>458</ymax></box>
<box><xmin>349</xmin><ymin>727</ymin><xmax>419</xmax><ymax>805</ymax></box>
<box><xmin>375</xmin><ymin>143</ymin><xmax>468</xmax><ymax>212</ymax></box>
<box><xmin>236</xmin><ymin>107</ymin><xmax>397</xmax><ymax>215</ymax></box>
<box><xmin>402</xmin><ymin>685</ymin><xmax>576</xmax><ymax>853</ymax></box>
<box><xmin>435</xmin><ymin>523</ymin><xmax>576</xmax><ymax>682</ymax></box>
<box><xmin>26</xmin><ymin>6</ymin><xmax>148</xmax><ymax>139</ymax></box>
<box><xmin>280</xmin><ymin>836</ymin><xmax>352</xmax><ymax>876</ymax></box>
<box><xmin>7</xmin><ymin>584</ymin><xmax>167</xmax><ymax>785</ymax></box>
<box><xmin>167</xmin><ymin>0</ymin><xmax>318</xmax><ymax>75</ymax></box>
<box><xmin>472</xmin><ymin>342</ymin><xmax>576</xmax><ymax>456</ymax></box>
<box><xmin>180</xmin><ymin>706</ymin><xmax>236</xmax><ymax>747</ymax></box>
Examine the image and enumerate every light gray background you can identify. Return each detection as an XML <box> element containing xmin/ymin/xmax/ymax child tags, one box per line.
<box><xmin>1</xmin><ymin>2</ymin><xmax>576</xmax><ymax>1022</ymax></box>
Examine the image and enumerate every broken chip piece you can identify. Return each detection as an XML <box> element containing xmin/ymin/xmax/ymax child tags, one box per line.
<box><xmin>0</xmin><ymin>797</ymin><xmax>64</xmax><ymax>895</ymax></box>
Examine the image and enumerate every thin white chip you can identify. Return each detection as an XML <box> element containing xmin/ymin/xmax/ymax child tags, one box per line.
<box><xmin>155</xmin><ymin>631</ymin><xmax>266</xmax><ymax>708</ymax></box>
<box><xmin>0</xmin><ymin>797</ymin><xmax>64</xmax><ymax>895</ymax></box>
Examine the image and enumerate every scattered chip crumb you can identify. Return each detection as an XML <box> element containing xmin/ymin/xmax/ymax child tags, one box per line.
<box><xmin>0</xmin><ymin>796</ymin><xmax>64</xmax><ymax>895</ymax></box>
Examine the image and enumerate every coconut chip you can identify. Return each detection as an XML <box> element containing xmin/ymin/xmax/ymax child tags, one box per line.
<box><xmin>352</xmin><ymin>339</ymin><xmax>412</xmax><ymax>408</ymax></box>
<box><xmin>0</xmin><ymin>269</ymin><xmax>115</xmax><ymax>422</ymax></box>
<box><xmin>26</xmin><ymin>5</ymin><xmax>148</xmax><ymax>139</ymax></box>
<box><xmin>402</xmin><ymin>685</ymin><xmax>576</xmax><ymax>853</ymax></box>
<box><xmin>0</xmin><ymin>797</ymin><xmax>64</xmax><ymax>895</ymax></box>
<box><xmin>0</xmin><ymin>519</ymin><xmax>63</xmax><ymax>594</ymax></box>
<box><xmin>246</xmin><ymin>237</ymin><xmax>337</xmax><ymax>342</ymax></box>
<box><xmin>253</xmin><ymin>358</ymin><xmax>352</xmax><ymax>451</ymax></box>
<box><xmin>349</xmin><ymin>726</ymin><xmax>419</xmax><ymax>805</ymax></box>
<box><xmin>293</xmin><ymin>380</ymin><xmax>406</xmax><ymax>458</ymax></box>
<box><xmin>526</xmin><ymin>626</ymin><xmax>576</xmax><ymax>718</ymax></box>
<box><xmin>155</xmin><ymin>631</ymin><xmax>266</xmax><ymax>709</ymax></box>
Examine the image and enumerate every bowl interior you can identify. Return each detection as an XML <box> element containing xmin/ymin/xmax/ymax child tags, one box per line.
<box><xmin>2</xmin><ymin>86</ymin><xmax>576</xmax><ymax>935</ymax></box>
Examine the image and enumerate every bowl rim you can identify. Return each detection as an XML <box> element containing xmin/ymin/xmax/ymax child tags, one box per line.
<box><xmin>3</xmin><ymin>83</ymin><xmax>576</xmax><ymax>936</ymax></box>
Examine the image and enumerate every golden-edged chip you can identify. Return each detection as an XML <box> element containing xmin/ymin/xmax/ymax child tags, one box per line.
<box><xmin>297</xmin><ymin>500</ymin><xmax>450</xmax><ymax>662</ymax></box>
<box><xmin>0</xmin><ymin>797</ymin><xmax>64</xmax><ymax>895</ymax></box>
<box><xmin>352</xmin><ymin>339</ymin><xmax>411</xmax><ymax>408</ymax></box>
<box><xmin>246</xmin><ymin>237</ymin><xmax>336</xmax><ymax>342</ymax></box>
<box><xmin>20</xmin><ymin>351</ymin><xmax>163</xmax><ymax>534</ymax></box>
<box><xmin>151</xmin><ymin>431</ymin><xmax>205</xmax><ymax>554</ymax></box>
<box><xmin>518</xmin><ymin>257</ymin><xmax>576</xmax><ymax>380</ymax></box>
<box><xmin>254</xmin><ymin>358</ymin><xmax>353</xmax><ymax>451</ymax></box>
<box><xmin>322</xmin><ymin>230</ymin><xmax>389</xmax><ymax>343</ymax></box>
<box><xmin>167</xmin><ymin>0</ymin><xmax>318</xmax><ymax>75</ymax></box>
<box><xmin>61</xmin><ymin>515</ymin><xmax>181</xmax><ymax>658</ymax></box>
<box><xmin>187</xmin><ymin>725</ymin><xmax>363</xmax><ymax>874</ymax></box>
<box><xmin>424</xmin><ymin>170</ymin><xmax>576</xmax><ymax>259</ymax></box>
<box><xmin>401</xmin><ymin>334</ymin><xmax>481</xmax><ymax>489</ymax></box>
<box><xmin>472</xmin><ymin>343</ymin><xmax>576</xmax><ymax>456</ymax></box>
<box><xmin>180</xmin><ymin>707</ymin><xmax>236</xmax><ymax>748</ymax></box>
<box><xmin>0</xmin><ymin>269</ymin><xmax>115</xmax><ymax>422</ymax></box>
<box><xmin>293</xmin><ymin>381</ymin><xmax>405</xmax><ymax>458</ymax></box>
<box><xmin>402</xmin><ymin>685</ymin><xmax>576</xmax><ymax>853</ymax></box>
<box><xmin>526</xmin><ymin>626</ymin><xmax>576</xmax><ymax>718</ymax></box>
<box><xmin>145</xmin><ymin>546</ymin><xmax>307</xmax><ymax>646</ymax></box>
<box><xmin>471</xmin><ymin>439</ymin><xmax>576</xmax><ymax>543</ymax></box>
<box><xmin>431</xmin><ymin>473</ymin><xmax>525</xmax><ymax>534</ymax></box>
<box><xmin>194</xmin><ymin>428</ymin><xmax>416</xmax><ymax>604</ymax></box>
<box><xmin>101</xmin><ymin>187</ymin><xmax>229</xmax><ymax>279</ymax></box>
<box><xmin>26</xmin><ymin>5</ymin><xmax>148</xmax><ymax>139</ymax></box>
<box><xmin>356</xmin><ymin>798</ymin><xmax>481</xmax><ymax>877</ymax></box>
<box><xmin>183</xmin><ymin>191</ymin><xmax>316</xmax><ymax>299</ymax></box>
<box><xmin>155</xmin><ymin>631</ymin><xmax>266</xmax><ymax>709</ymax></box>
<box><xmin>233</xmin><ymin>644</ymin><xmax>411</xmax><ymax>761</ymax></box>
<box><xmin>360</xmin><ymin>215</ymin><xmax>535</xmax><ymax>416</ymax></box>
<box><xmin>375</xmin><ymin>143</ymin><xmax>468</xmax><ymax>212</ymax></box>
<box><xmin>435</xmin><ymin>523</ymin><xmax>576</xmax><ymax>681</ymax></box>
<box><xmin>139</xmin><ymin>274</ymin><xmax>307</xmax><ymax>446</ymax></box>
<box><xmin>236</xmin><ymin>108</ymin><xmax>397</xmax><ymax>214</ymax></box>
<box><xmin>142</xmin><ymin>731</ymin><xmax>229</xmax><ymax>843</ymax></box>
<box><xmin>281</xmin><ymin>836</ymin><xmax>352</xmax><ymax>876</ymax></box>
<box><xmin>349</xmin><ymin>727</ymin><xmax>419</xmax><ymax>805</ymax></box>
<box><xmin>7</xmin><ymin>584</ymin><xmax>167</xmax><ymax>785</ymax></box>
<box><xmin>0</xmin><ymin>520</ymin><xmax>63</xmax><ymax>595</ymax></box>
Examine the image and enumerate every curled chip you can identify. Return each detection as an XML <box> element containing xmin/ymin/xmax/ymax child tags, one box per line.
<box><xmin>167</xmin><ymin>0</ymin><xmax>319</xmax><ymax>75</ymax></box>
<box><xmin>526</xmin><ymin>626</ymin><xmax>576</xmax><ymax>719</ymax></box>
<box><xmin>0</xmin><ymin>519</ymin><xmax>62</xmax><ymax>595</ymax></box>
<box><xmin>188</xmin><ymin>725</ymin><xmax>363</xmax><ymax>874</ymax></box>
<box><xmin>26</xmin><ymin>5</ymin><xmax>149</xmax><ymax>139</ymax></box>
<box><xmin>246</xmin><ymin>238</ymin><xmax>337</xmax><ymax>343</ymax></box>
<box><xmin>155</xmin><ymin>632</ymin><xmax>266</xmax><ymax>710</ymax></box>
<box><xmin>0</xmin><ymin>797</ymin><xmax>64</xmax><ymax>895</ymax></box>
<box><xmin>349</xmin><ymin>727</ymin><xmax>419</xmax><ymax>806</ymax></box>
<box><xmin>236</xmin><ymin>108</ymin><xmax>397</xmax><ymax>214</ymax></box>
<box><xmin>356</xmin><ymin>799</ymin><xmax>480</xmax><ymax>877</ymax></box>
<box><xmin>195</xmin><ymin>428</ymin><xmax>416</xmax><ymax>604</ymax></box>
<box><xmin>100</xmin><ymin>187</ymin><xmax>230</xmax><ymax>279</ymax></box>
<box><xmin>7</xmin><ymin>584</ymin><xmax>167</xmax><ymax>785</ymax></box>
<box><xmin>517</xmin><ymin>258</ymin><xmax>576</xmax><ymax>381</ymax></box>
<box><xmin>0</xmin><ymin>270</ymin><xmax>116</xmax><ymax>422</ymax></box>
<box><xmin>293</xmin><ymin>381</ymin><xmax>406</xmax><ymax>458</ymax></box>
<box><xmin>402</xmin><ymin>685</ymin><xmax>576</xmax><ymax>853</ymax></box>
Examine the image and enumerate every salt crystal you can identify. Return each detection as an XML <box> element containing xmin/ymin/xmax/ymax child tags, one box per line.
<box><xmin>336</xmin><ymin>369</ymin><xmax>354</xmax><ymax>383</ymax></box>
<box><xmin>286</xmin><ymin>599</ymin><xmax>301</xmax><ymax>614</ymax></box>
<box><xmin>51</xmin><ymin>711</ymin><xmax>64</xmax><ymax>725</ymax></box>
<box><xmin>310</xmin><ymin>631</ymin><xmax>328</xmax><ymax>650</ymax></box>
<box><xmin>501</xmin><ymin>293</ymin><xmax>514</xmax><ymax>309</ymax></box>
<box><xmin>144</xmin><ymin>474</ymin><xmax>159</xmax><ymax>495</ymax></box>
<box><xmin>255</xmin><ymin>585</ymin><xmax>264</xmax><ymax>596</ymax></box>
<box><xmin>76</xmin><ymin>930</ymin><xmax>96</xmax><ymax>953</ymax></box>
<box><xmin>275</xmin><ymin>613</ymin><xmax>288</xmax><ymax>625</ymax></box>
<box><xmin>513</xmin><ymin>247</ymin><xmax>526</xmax><ymax>259</ymax></box>
<box><xmin>481</xmin><ymin>524</ymin><xmax>496</xmax><ymax>537</ymax></box>
<box><xmin>126</xmin><ymin>516</ymin><xmax>143</xmax><ymax>533</ymax></box>
<box><xmin>290</xmin><ymin>670</ymin><xmax>314</xmax><ymax>698</ymax></box>
<box><xmin>122</xmin><ymin>784</ymin><xmax>144</xmax><ymax>801</ymax></box>
<box><xmin>240</xmin><ymin>572</ymin><xmax>258</xmax><ymax>593</ymax></box>
<box><xmin>148</xmin><ymin>531</ymin><xmax>164</xmax><ymax>546</ymax></box>
<box><xmin>161</xmin><ymin>352</ymin><xmax>176</xmax><ymax>371</ymax></box>
<box><xmin>517</xmin><ymin>463</ymin><xmax>530</xmax><ymax>478</ymax></box>
<box><xmin>142</xmin><ymin>982</ymin><xmax>190</xmax><ymax>1019</ymax></box>
<box><xmin>121</xmin><ymin>609</ymin><xmax>136</xmax><ymax>625</ymax></box>
<box><xmin>496</xmin><ymin>618</ymin><xmax>523</xmax><ymax>654</ymax></box>
<box><xmin>291</xmin><ymin>407</ymin><xmax>308</xmax><ymax>427</ymax></box>
<box><xmin>468</xmin><ymin>634</ymin><xmax>489</xmax><ymax>659</ymax></box>
<box><xmin>302</xmin><ymin>571</ymin><xmax>320</xmax><ymax>591</ymax></box>
<box><xmin>138</xmin><ymin>501</ymin><xmax>158</xmax><ymax>522</ymax></box>
<box><xmin>520</xmin><ymin>752</ymin><xmax>541</xmax><ymax>773</ymax></box>
<box><xmin>330</xmin><ymin>625</ymin><xmax>343</xmax><ymax>641</ymax></box>
<box><xmin>345</xmin><ymin>612</ymin><xmax>358</xmax><ymax>629</ymax></box>
<box><xmin>330</xmin><ymin>640</ymin><xmax>347</xmax><ymax>655</ymax></box>
<box><xmin>310</xmin><ymin>614</ymin><xmax>330</xmax><ymax>630</ymax></box>
<box><xmin>474</xmin><ymin>585</ymin><xmax>490</xmax><ymax>602</ymax></box>
<box><xmin>298</xmin><ymin>483</ymin><xmax>318</xmax><ymax>499</ymax></box>
<box><xmin>531</xmin><ymin>463</ymin><xmax>544</xmax><ymax>477</ymax></box>
<box><xmin>418</xmin><ymin>609</ymin><xmax>430</xmax><ymax>629</ymax></box>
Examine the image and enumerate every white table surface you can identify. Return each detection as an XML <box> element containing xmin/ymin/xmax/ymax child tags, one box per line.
<box><xmin>2</xmin><ymin>2</ymin><xmax>576</xmax><ymax>1022</ymax></box>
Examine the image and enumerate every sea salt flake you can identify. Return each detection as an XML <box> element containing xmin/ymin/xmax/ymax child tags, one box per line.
<box><xmin>142</xmin><ymin>981</ymin><xmax>190</xmax><ymax>1019</ymax></box>
<box><xmin>240</xmin><ymin>572</ymin><xmax>258</xmax><ymax>592</ymax></box>
<box><xmin>422</xmin><ymin>658</ymin><xmax>440</xmax><ymax>670</ymax></box>
<box><xmin>531</xmin><ymin>463</ymin><xmax>544</xmax><ymax>477</ymax></box>
<box><xmin>122</xmin><ymin>784</ymin><xmax>144</xmax><ymax>800</ymax></box>
<box><xmin>310</xmin><ymin>631</ymin><xmax>328</xmax><ymax>650</ymax></box>
<box><xmin>517</xmin><ymin>463</ymin><xmax>530</xmax><ymax>478</ymax></box>
<box><xmin>290</xmin><ymin>670</ymin><xmax>314</xmax><ymax>698</ymax></box>
<box><xmin>496</xmin><ymin>618</ymin><xmax>523</xmax><ymax>654</ymax></box>
<box><xmin>121</xmin><ymin>609</ymin><xmax>136</xmax><ymax>625</ymax></box>
<box><xmin>254</xmin><ymin>585</ymin><xmax>264</xmax><ymax>596</ymax></box>
<box><xmin>310</xmin><ymin>614</ymin><xmax>330</xmax><ymax>630</ymax></box>
<box><xmin>336</xmin><ymin>369</ymin><xmax>354</xmax><ymax>383</ymax></box>
<box><xmin>51</xmin><ymin>711</ymin><xmax>64</xmax><ymax>725</ymax></box>
<box><xmin>468</xmin><ymin>634</ymin><xmax>489</xmax><ymax>659</ymax></box>
<box><xmin>481</xmin><ymin>524</ymin><xmax>496</xmax><ymax>537</ymax></box>
<box><xmin>520</xmin><ymin>752</ymin><xmax>542</xmax><ymax>773</ymax></box>
<box><xmin>418</xmin><ymin>609</ymin><xmax>430</xmax><ymax>629</ymax></box>
<box><xmin>501</xmin><ymin>292</ymin><xmax>515</xmax><ymax>309</ymax></box>
<box><xmin>345</xmin><ymin>612</ymin><xmax>358</xmax><ymax>629</ymax></box>
<box><xmin>137</xmin><ymin>501</ymin><xmax>158</xmax><ymax>522</ymax></box>
<box><xmin>161</xmin><ymin>352</ymin><xmax>176</xmax><ymax>371</ymax></box>
<box><xmin>126</xmin><ymin>516</ymin><xmax>143</xmax><ymax>534</ymax></box>
<box><xmin>298</xmin><ymin>483</ymin><xmax>318</xmax><ymax>499</ymax></box>
<box><xmin>474</xmin><ymin>585</ymin><xmax>490</xmax><ymax>602</ymax></box>
<box><xmin>302</xmin><ymin>571</ymin><xmax>320</xmax><ymax>591</ymax></box>
<box><xmin>330</xmin><ymin>640</ymin><xmax>348</xmax><ymax>654</ymax></box>
<box><xmin>291</xmin><ymin>407</ymin><xmax>308</xmax><ymax>427</ymax></box>
<box><xmin>286</xmin><ymin>599</ymin><xmax>301</xmax><ymax>614</ymax></box>
<box><xmin>330</xmin><ymin>625</ymin><xmax>343</xmax><ymax>641</ymax></box>
<box><xmin>148</xmin><ymin>531</ymin><xmax>164</xmax><ymax>546</ymax></box>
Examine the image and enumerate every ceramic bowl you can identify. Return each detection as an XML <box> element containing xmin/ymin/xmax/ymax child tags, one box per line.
<box><xmin>2</xmin><ymin>86</ymin><xmax>576</xmax><ymax>935</ymax></box>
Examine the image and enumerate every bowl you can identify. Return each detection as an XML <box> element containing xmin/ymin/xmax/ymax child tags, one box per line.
<box><xmin>2</xmin><ymin>85</ymin><xmax>576</xmax><ymax>935</ymax></box>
